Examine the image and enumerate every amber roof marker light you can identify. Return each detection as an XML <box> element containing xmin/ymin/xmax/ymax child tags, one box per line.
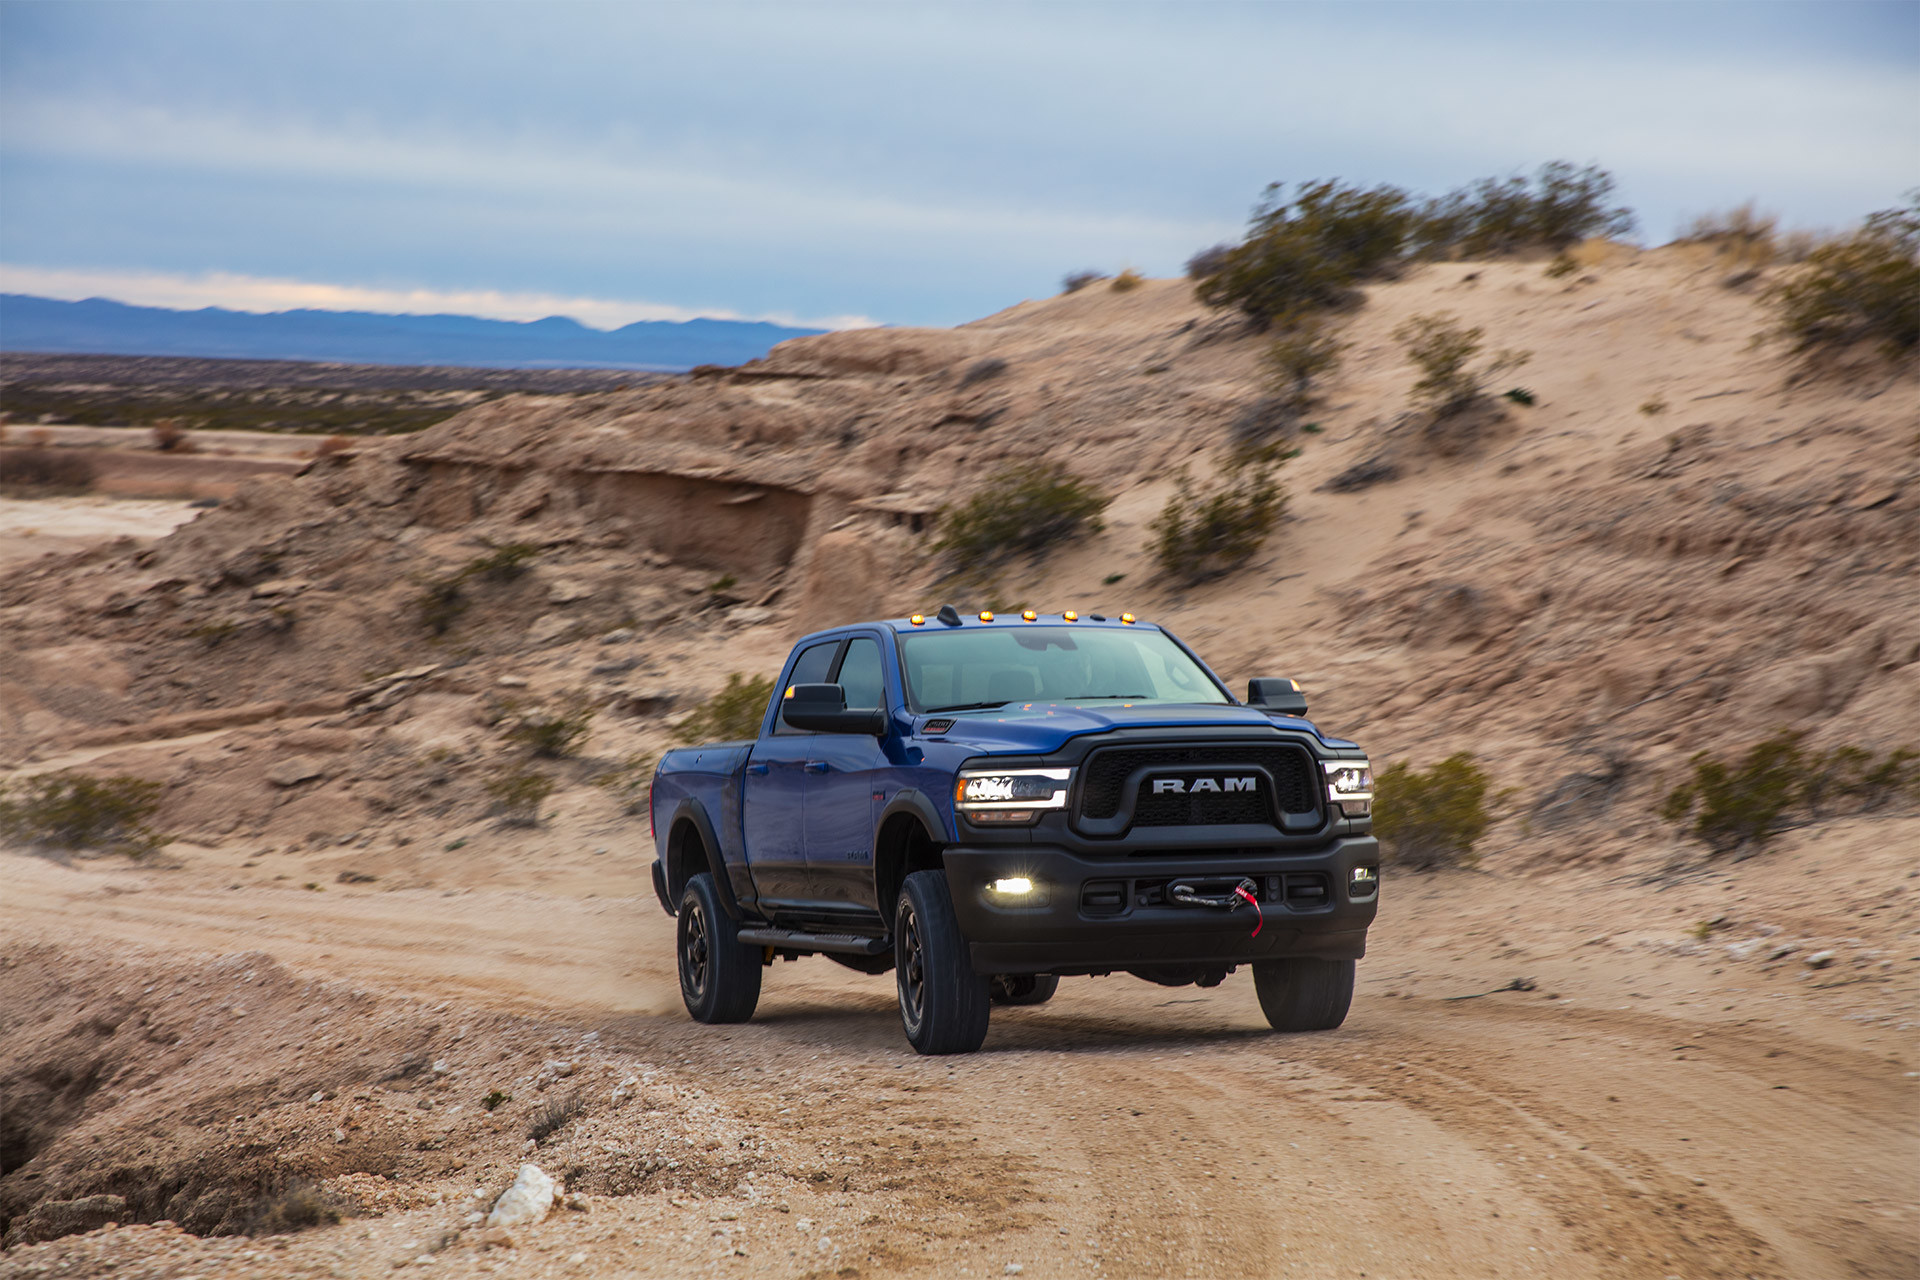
<box><xmin>1120</xmin><ymin>613</ymin><xmax>1136</xmax><ymax>624</ymax></box>
<box><xmin>1063</xmin><ymin>611</ymin><xmax>1078</xmax><ymax>622</ymax></box>
<box><xmin>979</xmin><ymin>610</ymin><xmax>995</xmax><ymax>622</ymax></box>
<box><xmin>909</xmin><ymin>614</ymin><xmax>926</xmax><ymax>626</ymax></box>
<box><xmin>1021</xmin><ymin>609</ymin><xmax>1038</xmax><ymax>621</ymax></box>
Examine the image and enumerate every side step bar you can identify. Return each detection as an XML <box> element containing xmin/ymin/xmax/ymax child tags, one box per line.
<box><xmin>736</xmin><ymin>927</ymin><xmax>890</xmax><ymax>956</ymax></box>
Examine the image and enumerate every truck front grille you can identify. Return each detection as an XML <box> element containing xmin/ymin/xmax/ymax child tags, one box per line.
<box><xmin>1077</xmin><ymin>744</ymin><xmax>1321</xmax><ymax>828</ymax></box>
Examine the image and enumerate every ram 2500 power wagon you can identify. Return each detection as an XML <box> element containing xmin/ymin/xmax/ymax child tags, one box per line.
<box><xmin>648</xmin><ymin>605</ymin><xmax>1378</xmax><ymax>1054</ymax></box>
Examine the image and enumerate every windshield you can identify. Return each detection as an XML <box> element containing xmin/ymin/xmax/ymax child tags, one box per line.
<box><xmin>899</xmin><ymin>626</ymin><xmax>1230</xmax><ymax>712</ymax></box>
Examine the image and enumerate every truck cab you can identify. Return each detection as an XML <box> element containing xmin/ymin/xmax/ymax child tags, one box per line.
<box><xmin>649</xmin><ymin>606</ymin><xmax>1378</xmax><ymax>1054</ymax></box>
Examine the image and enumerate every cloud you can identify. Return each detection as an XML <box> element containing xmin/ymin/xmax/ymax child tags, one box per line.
<box><xmin>0</xmin><ymin>264</ymin><xmax>878</xmax><ymax>331</ymax></box>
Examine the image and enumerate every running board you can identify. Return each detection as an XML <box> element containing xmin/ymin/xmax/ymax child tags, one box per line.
<box><xmin>736</xmin><ymin>927</ymin><xmax>890</xmax><ymax>956</ymax></box>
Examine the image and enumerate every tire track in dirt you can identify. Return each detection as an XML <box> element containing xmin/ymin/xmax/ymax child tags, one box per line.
<box><xmin>4</xmin><ymin>848</ymin><xmax>1912</xmax><ymax>1278</ymax></box>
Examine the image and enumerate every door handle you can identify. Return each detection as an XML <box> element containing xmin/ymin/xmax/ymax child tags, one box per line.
<box><xmin>803</xmin><ymin>761</ymin><xmax>829</xmax><ymax>774</ymax></box>
<box><xmin>746</xmin><ymin>763</ymin><xmax>770</xmax><ymax>775</ymax></box>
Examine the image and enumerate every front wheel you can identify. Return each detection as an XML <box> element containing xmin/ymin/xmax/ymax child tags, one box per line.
<box><xmin>989</xmin><ymin>973</ymin><xmax>1060</xmax><ymax>1006</ymax></box>
<box><xmin>678</xmin><ymin>872</ymin><xmax>762</xmax><ymax>1023</ymax></box>
<box><xmin>1252</xmin><ymin>957</ymin><xmax>1354</xmax><ymax>1032</ymax></box>
<box><xmin>896</xmin><ymin>870</ymin><xmax>991</xmax><ymax>1054</ymax></box>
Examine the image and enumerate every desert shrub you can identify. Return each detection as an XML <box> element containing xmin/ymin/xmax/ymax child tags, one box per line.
<box><xmin>465</xmin><ymin>542</ymin><xmax>539</xmax><ymax>583</ymax></box>
<box><xmin>1185</xmin><ymin>243</ymin><xmax>1235</xmax><ymax>280</ymax></box>
<box><xmin>1543</xmin><ymin>253</ymin><xmax>1579</xmax><ymax>278</ymax></box>
<box><xmin>1193</xmin><ymin>164</ymin><xmax>1633</xmax><ymax>331</ymax></box>
<box><xmin>150</xmin><ymin>420</ymin><xmax>193</xmax><ymax>452</ymax></box>
<box><xmin>673</xmin><ymin>673</ymin><xmax>777</xmax><ymax>745</ymax></box>
<box><xmin>482</xmin><ymin>1090</ymin><xmax>511</xmax><ymax>1111</ymax></box>
<box><xmin>246</xmin><ymin>1183</ymin><xmax>340</xmax><ymax>1235</ymax></box>
<box><xmin>1150</xmin><ymin>452</ymin><xmax>1285</xmax><ymax>584</ymax></box>
<box><xmin>1061</xmin><ymin>270</ymin><xmax>1108</xmax><ymax>293</ymax></box>
<box><xmin>1662</xmin><ymin>732</ymin><xmax>1919</xmax><ymax>854</ymax></box>
<box><xmin>1660</xmin><ymin>731</ymin><xmax>1807</xmax><ymax>855</ymax></box>
<box><xmin>1394</xmin><ymin>313</ymin><xmax>1531</xmax><ymax>418</ymax></box>
<box><xmin>1677</xmin><ymin>202</ymin><xmax>1779</xmax><ymax>270</ymax></box>
<box><xmin>416</xmin><ymin>577</ymin><xmax>469</xmax><ymax>636</ymax></box>
<box><xmin>1372</xmin><ymin>754</ymin><xmax>1493</xmax><ymax>868</ymax></box>
<box><xmin>1261</xmin><ymin>322</ymin><xmax>1344</xmax><ymax>416</ymax></box>
<box><xmin>485</xmin><ymin>769</ymin><xmax>554</xmax><ymax>826</ymax></box>
<box><xmin>0</xmin><ymin>773</ymin><xmax>166</xmax><ymax>855</ymax></box>
<box><xmin>313</xmin><ymin>434</ymin><xmax>354</xmax><ymax>459</ymax></box>
<box><xmin>957</xmin><ymin>357</ymin><xmax>1009</xmax><ymax>389</ymax></box>
<box><xmin>1195</xmin><ymin>179</ymin><xmax>1416</xmax><ymax>329</ymax></box>
<box><xmin>1109</xmin><ymin>269</ymin><xmax>1144</xmax><ymax>292</ymax></box>
<box><xmin>528</xmin><ymin>1091</ymin><xmax>585</xmax><ymax>1143</ymax></box>
<box><xmin>503</xmin><ymin>694</ymin><xmax>595</xmax><ymax>758</ymax></box>
<box><xmin>416</xmin><ymin>543</ymin><xmax>540</xmax><ymax>633</ymax></box>
<box><xmin>0</xmin><ymin>446</ymin><xmax>96</xmax><ymax>490</ymax></box>
<box><xmin>1414</xmin><ymin>161</ymin><xmax>1634</xmax><ymax>258</ymax></box>
<box><xmin>1767</xmin><ymin>194</ymin><xmax>1920</xmax><ymax>362</ymax></box>
<box><xmin>933</xmin><ymin>463</ymin><xmax>1109</xmax><ymax>566</ymax></box>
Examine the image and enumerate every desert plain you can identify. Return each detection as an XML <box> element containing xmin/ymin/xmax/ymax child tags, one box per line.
<box><xmin>1</xmin><ymin>246</ymin><xmax>1915</xmax><ymax>1279</ymax></box>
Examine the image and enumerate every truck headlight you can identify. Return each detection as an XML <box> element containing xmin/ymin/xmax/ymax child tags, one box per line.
<box><xmin>956</xmin><ymin>767</ymin><xmax>1071</xmax><ymax>824</ymax></box>
<box><xmin>1324</xmin><ymin>759</ymin><xmax>1373</xmax><ymax>817</ymax></box>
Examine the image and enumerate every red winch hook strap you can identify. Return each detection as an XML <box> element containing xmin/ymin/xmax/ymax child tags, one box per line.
<box><xmin>1233</xmin><ymin>879</ymin><xmax>1263</xmax><ymax>938</ymax></box>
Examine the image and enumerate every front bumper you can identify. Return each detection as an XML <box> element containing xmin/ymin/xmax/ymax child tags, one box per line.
<box><xmin>943</xmin><ymin>836</ymin><xmax>1379</xmax><ymax>975</ymax></box>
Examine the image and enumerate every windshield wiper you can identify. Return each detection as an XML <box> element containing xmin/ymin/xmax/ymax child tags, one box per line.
<box><xmin>1069</xmin><ymin>694</ymin><xmax>1153</xmax><ymax>701</ymax></box>
<box><xmin>922</xmin><ymin>700</ymin><xmax>1011</xmax><ymax>714</ymax></box>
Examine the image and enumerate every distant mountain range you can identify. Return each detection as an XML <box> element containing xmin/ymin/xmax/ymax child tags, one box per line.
<box><xmin>0</xmin><ymin>294</ymin><xmax>823</xmax><ymax>370</ymax></box>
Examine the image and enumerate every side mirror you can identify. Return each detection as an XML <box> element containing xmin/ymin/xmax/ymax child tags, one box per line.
<box><xmin>780</xmin><ymin>683</ymin><xmax>888</xmax><ymax>735</ymax></box>
<box><xmin>1247</xmin><ymin>677</ymin><xmax>1308</xmax><ymax>716</ymax></box>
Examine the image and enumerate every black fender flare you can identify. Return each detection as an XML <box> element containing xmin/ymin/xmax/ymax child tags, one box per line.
<box><xmin>870</xmin><ymin>788</ymin><xmax>949</xmax><ymax>907</ymax></box>
<box><xmin>665</xmin><ymin>798</ymin><xmax>747</xmax><ymax>921</ymax></box>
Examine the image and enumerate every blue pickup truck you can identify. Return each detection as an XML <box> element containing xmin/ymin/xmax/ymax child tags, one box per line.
<box><xmin>649</xmin><ymin>605</ymin><xmax>1378</xmax><ymax>1054</ymax></box>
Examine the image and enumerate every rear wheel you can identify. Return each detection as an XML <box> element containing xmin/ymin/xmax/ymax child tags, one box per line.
<box><xmin>896</xmin><ymin>870</ymin><xmax>991</xmax><ymax>1054</ymax></box>
<box><xmin>989</xmin><ymin>973</ymin><xmax>1060</xmax><ymax>1006</ymax></box>
<box><xmin>1252</xmin><ymin>957</ymin><xmax>1354</xmax><ymax>1032</ymax></box>
<box><xmin>678</xmin><ymin>872</ymin><xmax>762</xmax><ymax>1023</ymax></box>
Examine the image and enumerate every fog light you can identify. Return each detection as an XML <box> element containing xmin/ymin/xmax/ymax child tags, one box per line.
<box><xmin>991</xmin><ymin>877</ymin><xmax>1034</xmax><ymax>895</ymax></box>
<box><xmin>1350</xmin><ymin>866</ymin><xmax>1378</xmax><ymax>891</ymax></box>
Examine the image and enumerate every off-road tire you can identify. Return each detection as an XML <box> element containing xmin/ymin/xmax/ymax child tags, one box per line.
<box><xmin>896</xmin><ymin>870</ymin><xmax>991</xmax><ymax>1054</ymax></box>
<box><xmin>1252</xmin><ymin>957</ymin><xmax>1354</xmax><ymax>1032</ymax></box>
<box><xmin>678</xmin><ymin>872</ymin><xmax>762</xmax><ymax>1024</ymax></box>
<box><xmin>989</xmin><ymin>974</ymin><xmax>1060</xmax><ymax>1006</ymax></box>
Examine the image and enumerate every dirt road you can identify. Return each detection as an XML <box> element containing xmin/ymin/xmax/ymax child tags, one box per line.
<box><xmin>2</xmin><ymin>816</ymin><xmax>1912</xmax><ymax>1280</ymax></box>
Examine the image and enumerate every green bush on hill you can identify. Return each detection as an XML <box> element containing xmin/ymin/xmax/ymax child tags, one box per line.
<box><xmin>1372</xmin><ymin>754</ymin><xmax>1494</xmax><ymax>869</ymax></box>
<box><xmin>674</xmin><ymin>674</ymin><xmax>778</xmax><ymax>745</ymax></box>
<box><xmin>1149</xmin><ymin>452</ymin><xmax>1286</xmax><ymax>585</ymax></box>
<box><xmin>1661</xmin><ymin>732</ymin><xmax>1918</xmax><ymax>855</ymax></box>
<box><xmin>1767</xmin><ymin>194</ymin><xmax>1920</xmax><ymax>364</ymax></box>
<box><xmin>1192</xmin><ymin>163</ymin><xmax>1636</xmax><ymax>330</ymax></box>
<box><xmin>0</xmin><ymin>773</ymin><xmax>166</xmax><ymax>855</ymax></box>
<box><xmin>933</xmin><ymin>463</ymin><xmax>1110</xmax><ymax>567</ymax></box>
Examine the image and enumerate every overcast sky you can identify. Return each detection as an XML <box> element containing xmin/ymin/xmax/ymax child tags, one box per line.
<box><xmin>2</xmin><ymin>0</ymin><xmax>1915</xmax><ymax>330</ymax></box>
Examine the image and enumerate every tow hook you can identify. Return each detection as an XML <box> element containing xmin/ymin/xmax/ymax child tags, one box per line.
<box><xmin>1168</xmin><ymin>877</ymin><xmax>1264</xmax><ymax>938</ymax></box>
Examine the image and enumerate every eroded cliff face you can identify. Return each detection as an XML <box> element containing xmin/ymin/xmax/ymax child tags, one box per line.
<box><xmin>2</xmin><ymin>253</ymin><xmax>1914</xmax><ymax>862</ymax></box>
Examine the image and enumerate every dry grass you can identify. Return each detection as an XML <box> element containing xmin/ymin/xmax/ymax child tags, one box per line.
<box><xmin>0</xmin><ymin>446</ymin><xmax>97</xmax><ymax>491</ymax></box>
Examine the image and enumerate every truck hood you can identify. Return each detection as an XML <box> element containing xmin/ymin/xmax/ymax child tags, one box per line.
<box><xmin>928</xmin><ymin>701</ymin><xmax>1357</xmax><ymax>754</ymax></box>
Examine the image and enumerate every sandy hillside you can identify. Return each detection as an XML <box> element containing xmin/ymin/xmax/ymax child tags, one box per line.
<box><xmin>1</xmin><ymin>247</ymin><xmax>1915</xmax><ymax>1279</ymax></box>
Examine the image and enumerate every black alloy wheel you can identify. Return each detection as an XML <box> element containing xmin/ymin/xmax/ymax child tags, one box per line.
<box><xmin>678</xmin><ymin>872</ymin><xmax>762</xmax><ymax>1023</ymax></box>
<box><xmin>895</xmin><ymin>869</ymin><xmax>991</xmax><ymax>1054</ymax></box>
